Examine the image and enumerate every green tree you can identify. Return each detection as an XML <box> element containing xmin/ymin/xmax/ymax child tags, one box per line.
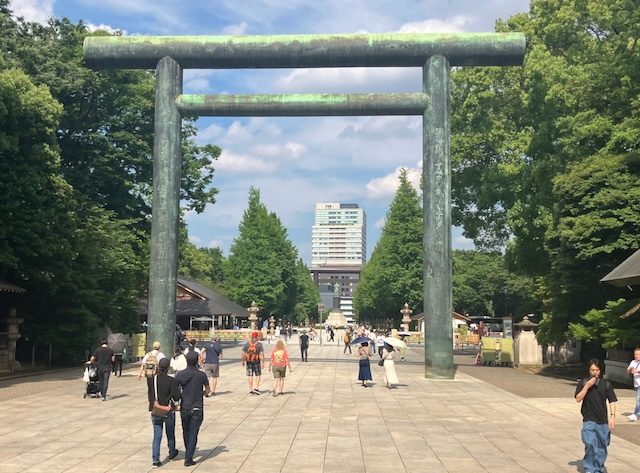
<box><xmin>225</xmin><ymin>188</ymin><xmax>287</xmax><ymax>316</ymax></box>
<box><xmin>354</xmin><ymin>169</ymin><xmax>423</xmax><ymax>322</ymax></box>
<box><xmin>291</xmin><ymin>259</ymin><xmax>320</xmax><ymax>323</ymax></box>
<box><xmin>452</xmin><ymin>250</ymin><xmax>541</xmax><ymax>318</ymax></box>
<box><xmin>538</xmin><ymin>152</ymin><xmax>640</xmax><ymax>342</ymax></box>
<box><xmin>569</xmin><ymin>298</ymin><xmax>640</xmax><ymax>349</ymax></box>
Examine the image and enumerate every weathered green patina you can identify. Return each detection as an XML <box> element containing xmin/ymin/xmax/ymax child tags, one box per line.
<box><xmin>146</xmin><ymin>57</ymin><xmax>183</xmax><ymax>355</ymax></box>
<box><xmin>83</xmin><ymin>32</ymin><xmax>525</xmax><ymax>375</ymax></box>
<box><xmin>84</xmin><ymin>33</ymin><xmax>525</xmax><ymax>68</ymax></box>
<box><xmin>423</xmin><ymin>55</ymin><xmax>453</xmax><ymax>378</ymax></box>
<box><xmin>176</xmin><ymin>93</ymin><xmax>430</xmax><ymax>116</ymax></box>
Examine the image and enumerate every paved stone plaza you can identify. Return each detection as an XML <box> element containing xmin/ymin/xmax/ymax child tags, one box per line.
<box><xmin>1</xmin><ymin>340</ymin><xmax>639</xmax><ymax>473</ymax></box>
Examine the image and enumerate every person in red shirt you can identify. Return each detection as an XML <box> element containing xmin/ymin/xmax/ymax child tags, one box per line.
<box><xmin>269</xmin><ymin>340</ymin><xmax>293</xmax><ymax>396</ymax></box>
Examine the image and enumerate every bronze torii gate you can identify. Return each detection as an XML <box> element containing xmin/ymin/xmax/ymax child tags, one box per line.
<box><xmin>84</xmin><ymin>33</ymin><xmax>525</xmax><ymax>378</ymax></box>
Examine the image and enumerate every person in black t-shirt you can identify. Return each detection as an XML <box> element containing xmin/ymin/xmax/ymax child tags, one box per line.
<box><xmin>299</xmin><ymin>331</ymin><xmax>309</xmax><ymax>362</ymax></box>
<box><xmin>575</xmin><ymin>359</ymin><xmax>617</xmax><ymax>473</ymax></box>
<box><xmin>88</xmin><ymin>340</ymin><xmax>115</xmax><ymax>401</ymax></box>
<box><xmin>175</xmin><ymin>350</ymin><xmax>209</xmax><ymax>467</ymax></box>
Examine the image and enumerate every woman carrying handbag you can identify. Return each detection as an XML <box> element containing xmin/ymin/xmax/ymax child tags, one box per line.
<box><xmin>150</xmin><ymin>358</ymin><xmax>181</xmax><ymax>468</ymax></box>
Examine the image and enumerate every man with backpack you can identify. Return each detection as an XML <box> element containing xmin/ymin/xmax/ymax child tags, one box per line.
<box><xmin>242</xmin><ymin>331</ymin><xmax>265</xmax><ymax>395</ymax></box>
<box><xmin>139</xmin><ymin>341</ymin><xmax>166</xmax><ymax>408</ymax></box>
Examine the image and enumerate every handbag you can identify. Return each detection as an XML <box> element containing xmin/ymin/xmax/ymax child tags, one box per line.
<box><xmin>378</xmin><ymin>359</ymin><xmax>384</xmax><ymax>367</ymax></box>
<box><xmin>151</xmin><ymin>375</ymin><xmax>172</xmax><ymax>417</ymax></box>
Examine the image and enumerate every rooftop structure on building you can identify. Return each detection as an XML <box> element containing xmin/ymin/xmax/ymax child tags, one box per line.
<box><xmin>312</xmin><ymin>202</ymin><xmax>366</xmax><ymax>267</ymax></box>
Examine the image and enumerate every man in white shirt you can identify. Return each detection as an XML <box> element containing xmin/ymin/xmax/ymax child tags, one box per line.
<box><xmin>138</xmin><ymin>341</ymin><xmax>166</xmax><ymax>411</ymax></box>
<box><xmin>626</xmin><ymin>347</ymin><xmax>640</xmax><ymax>421</ymax></box>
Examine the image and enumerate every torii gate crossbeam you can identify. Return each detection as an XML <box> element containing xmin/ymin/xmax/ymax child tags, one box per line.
<box><xmin>84</xmin><ymin>33</ymin><xmax>525</xmax><ymax>379</ymax></box>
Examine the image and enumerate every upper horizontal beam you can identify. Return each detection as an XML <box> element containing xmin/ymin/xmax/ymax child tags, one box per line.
<box><xmin>175</xmin><ymin>93</ymin><xmax>430</xmax><ymax>116</ymax></box>
<box><xmin>84</xmin><ymin>33</ymin><xmax>525</xmax><ymax>69</ymax></box>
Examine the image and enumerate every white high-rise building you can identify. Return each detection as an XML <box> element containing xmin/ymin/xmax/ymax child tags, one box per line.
<box><xmin>311</xmin><ymin>203</ymin><xmax>366</xmax><ymax>267</ymax></box>
<box><xmin>311</xmin><ymin>203</ymin><xmax>366</xmax><ymax>318</ymax></box>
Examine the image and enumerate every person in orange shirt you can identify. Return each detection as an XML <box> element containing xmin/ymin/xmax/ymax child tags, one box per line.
<box><xmin>269</xmin><ymin>340</ymin><xmax>293</xmax><ymax>396</ymax></box>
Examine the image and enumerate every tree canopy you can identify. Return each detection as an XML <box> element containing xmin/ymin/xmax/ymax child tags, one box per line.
<box><xmin>0</xmin><ymin>3</ymin><xmax>220</xmax><ymax>361</ymax></box>
<box><xmin>224</xmin><ymin>188</ymin><xmax>319</xmax><ymax>322</ymax></box>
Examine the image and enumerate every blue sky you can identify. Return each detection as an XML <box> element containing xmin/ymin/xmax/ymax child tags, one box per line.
<box><xmin>12</xmin><ymin>0</ymin><xmax>530</xmax><ymax>264</ymax></box>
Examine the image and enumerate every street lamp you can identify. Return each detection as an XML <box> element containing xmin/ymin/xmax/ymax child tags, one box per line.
<box><xmin>400</xmin><ymin>303</ymin><xmax>413</xmax><ymax>332</ymax></box>
<box><xmin>318</xmin><ymin>303</ymin><xmax>325</xmax><ymax>347</ymax></box>
<box><xmin>502</xmin><ymin>285</ymin><xmax>508</xmax><ymax>318</ymax></box>
<box><xmin>247</xmin><ymin>301</ymin><xmax>259</xmax><ymax>330</ymax></box>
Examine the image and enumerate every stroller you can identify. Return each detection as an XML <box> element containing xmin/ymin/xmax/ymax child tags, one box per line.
<box><xmin>83</xmin><ymin>363</ymin><xmax>101</xmax><ymax>398</ymax></box>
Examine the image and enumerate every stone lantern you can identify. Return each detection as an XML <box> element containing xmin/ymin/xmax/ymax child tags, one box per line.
<box><xmin>269</xmin><ymin>314</ymin><xmax>275</xmax><ymax>335</ymax></box>
<box><xmin>247</xmin><ymin>301</ymin><xmax>260</xmax><ymax>330</ymax></box>
<box><xmin>400</xmin><ymin>303</ymin><xmax>413</xmax><ymax>332</ymax></box>
<box><xmin>513</xmin><ymin>315</ymin><xmax>542</xmax><ymax>367</ymax></box>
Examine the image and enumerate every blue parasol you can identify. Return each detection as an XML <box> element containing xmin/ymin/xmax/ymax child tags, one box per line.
<box><xmin>350</xmin><ymin>336</ymin><xmax>374</xmax><ymax>345</ymax></box>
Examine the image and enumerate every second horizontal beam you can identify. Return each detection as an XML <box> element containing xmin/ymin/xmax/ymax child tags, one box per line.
<box><xmin>175</xmin><ymin>93</ymin><xmax>430</xmax><ymax>116</ymax></box>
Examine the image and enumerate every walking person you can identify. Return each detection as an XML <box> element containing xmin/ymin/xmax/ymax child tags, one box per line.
<box><xmin>626</xmin><ymin>347</ymin><xmax>640</xmax><ymax>421</ymax></box>
<box><xmin>269</xmin><ymin>340</ymin><xmax>293</xmax><ymax>396</ymax></box>
<box><xmin>88</xmin><ymin>340</ymin><xmax>115</xmax><ymax>400</ymax></box>
<box><xmin>376</xmin><ymin>333</ymin><xmax>385</xmax><ymax>358</ymax></box>
<box><xmin>358</xmin><ymin>342</ymin><xmax>372</xmax><ymax>387</ymax></box>
<box><xmin>299</xmin><ymin>330</ymin><xmax>309</xmax><ymax>362</ymax></box>
<box><xmin>113</xmin><ymin>347</ymin><xmax>124</xmax><ymax>377</ymax></box>
<box><xmin>202</xmin><ymin>336</ymin><xmax>223</xmax><ymax>396</ymax></box>
<box><xmin>170</xmin><ymin>347</ymin><xmax>186</xmax><ymax>376</ymax></box>
<box><xmin>175</xmin><ymin>351</ymin><xmax>210</xmax><ymax>467</ymax></box>
<box><xmin>242</xmin><ymin>331</ymin><xmax>265</xmax><ymax>395</ymax></box>
<box><xmin>149</xmin><ymin>358</ymin><xmax>181</xmax><ymax>468</ymax></box>
<box><xmin>381</xmin><ymin>343</ymin><xmax>399</xmax><ymax>389</ymax></box>
<box><xmin>139</xmin><ymin>341</ymin><xmax>166</xmax><ymax>408</ymax></box>
<box><xmin>328</xmin><ymin>326</ymin><xmax>335</xmax><ymax>342</ymax></box>
<box><xmin>575</xmin><ymin>359</ymin><xmax>617</xmax><ymax>473</ymax></box>
<box><xmin>343</xmin><ymin>330</ymin><xmax>352</xmax><ymax>354</ymax></box>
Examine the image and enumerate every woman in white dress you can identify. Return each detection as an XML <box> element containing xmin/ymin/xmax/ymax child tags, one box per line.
<box><xmin>382</xmin><ymin>343</ymin><xmax>399</xmax><ymax>389</ymax></box>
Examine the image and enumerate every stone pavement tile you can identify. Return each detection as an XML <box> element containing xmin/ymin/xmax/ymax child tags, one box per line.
<box><xmin>280</xmin><ymin>465</ymin><xmax>323</xmax><ymax>473</ymax></box>
<box><xmin>0</xmin><ymin>452</ymin><xmax>58</xmax><ymax>469</ymax></box>
<box><xmin>2</xmin><ymin>447</ymin><xmax>25</xmax><ymax>460</ymax></box>
<box><xmin>511</xmin><ymin>458</ymin><xmax>567</xmax><ymax>472</ymax></box>
<box><xmin>438</xmin><ymin>457</ymin><xmax>489</xmax><ymax>472</ymax></box>
<box><xmin>484</xmin><ymin>467</ymin><xmax>527</xmax><ymax>473</ymax></box>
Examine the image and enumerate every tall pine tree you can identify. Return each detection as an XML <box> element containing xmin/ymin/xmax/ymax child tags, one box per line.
<box><xmin>354</xmin><ymin>169</ymin><xmax>423</xmax><ymax>322</ymax></box>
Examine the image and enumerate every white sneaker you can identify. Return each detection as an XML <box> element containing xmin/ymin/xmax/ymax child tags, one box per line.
<box><xmin>627</xmin><ymin>414</ymin><xmax>638</xmax><ymax>421</ymax></box>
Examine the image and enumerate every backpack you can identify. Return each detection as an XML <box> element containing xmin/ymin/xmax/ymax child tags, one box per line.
<box><xmin>144</xmin><ymin>351</ymin><xmax>159</xmax><ymax>378</ymax></box>
<box><xmin>245</xmin><ymin>342</ymin><xmax>260</xmax><ymax>363</ymax></box>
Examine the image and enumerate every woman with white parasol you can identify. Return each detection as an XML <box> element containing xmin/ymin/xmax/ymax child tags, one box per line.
<box><xmin>381</xmin><ymin>337</ymin><xmax>406</xmax><ymax>388</ymax></box>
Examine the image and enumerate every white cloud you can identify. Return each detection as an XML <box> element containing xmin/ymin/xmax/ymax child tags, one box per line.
<box><xmin>366</xmin><ymin>163</ymin><xmax>421</xmax><ymax>199</ymax></box>
<box><xmin>216</xmin><ymin>151</ymin><xmax>276</xmax><ymax>174</ymax></box>
<box><xmin>185</xmin><ymin>78</ymin><xmax>211</xmax><ymax>92</ymax></box>
<box><xmin>197</xmin><ymin>123</ymin><xmax>224</xmax><ymax>141</ymax></box>
<box><xmin>222</xmin><ymin>21</ymin><xmax>248</xmax><ymax>35</ymax></box>
<box><xmin>374</xmin><ymin>217</ymin><xmax>386</xmax><ymax>229</ymax></box>
<box><xmin>85</xmin><ymin>22</ymin><xmax>127</xmax><ymax>35</ymax></box>
<box><xmin>10</xmin><ymin>0</ymin><xmax>54</xmax><ymax>24</ymax></box>
<box><xmin>397</xmin><ymin>16</ymin><xmax>472</xmax><ymax>33</ymax></box>
<box><xmin>453</xmin><ymin>233</ymin><xmax>475</xmax><ymax>250</ymax></box>
<box><xmin>188</xmin><ymin>235</ymin><xmax>202</xmax><ymax>245</ymax></box>
<box><xmin>270</xmin><ymin>15</ymin><xmax>472</xmax><ymax>95</ymax></box>
<box><xmin>206</xmin><ymin>240</ymin><xmax>223</xmax><ymax>249</ymax></box>
<box><xmin>251</xmin><ymin>141</ymin><xmax>307</xmax><ymax>160</ymax></box>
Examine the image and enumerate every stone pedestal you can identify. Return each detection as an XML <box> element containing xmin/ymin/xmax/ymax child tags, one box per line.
<box><xmin>514</xmin><ymin>330</ymin><xmax>542</xmax><ymax>367</ymax></box>
<box><xmin>324</xmin><ymin>309</ymin><xmax>347</xmax><ymax>328</ymax></box>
